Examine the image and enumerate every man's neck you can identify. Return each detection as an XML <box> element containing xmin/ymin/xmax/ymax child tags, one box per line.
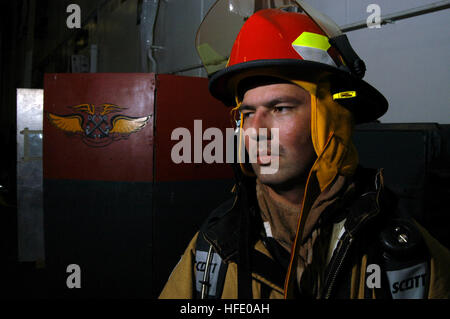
<box><xmin>264</xmin><ymin>183</ymin><xmax>305</xmax><ymax>207</ymax></box>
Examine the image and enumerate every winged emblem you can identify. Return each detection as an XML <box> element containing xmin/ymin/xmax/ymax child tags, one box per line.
<box><xmin>47</xmin><ymin>103</ymin><xmax>151</xmax><ymax>147</ymax></box>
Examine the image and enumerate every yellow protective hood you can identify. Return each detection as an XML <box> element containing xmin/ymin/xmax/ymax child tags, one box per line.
<box><xmin>282</xmin><ymin>79</ymin><xmax>358</xmax><ymax>297</ymax></box>
<box><xmin>293</xmin><ymin>79</ymin><xmax>358</xmax><ymax>192</ymax></box>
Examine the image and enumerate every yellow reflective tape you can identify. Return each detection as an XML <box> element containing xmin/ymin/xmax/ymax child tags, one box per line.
<box><xmin>292</xmin><ymin>32</ymin><xmax>331</xmax><ymax>51</ymax></box>
<box><xmin>332</xmin><ymin>91</ymin><xmax>357</xmax><ymax>100</ymax></box>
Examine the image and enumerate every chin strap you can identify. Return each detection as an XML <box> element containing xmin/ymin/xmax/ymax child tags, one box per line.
<box><xmin>230</xmin><ymin>176</ymin><xmax>253</xmax><ymax>299</ymax></box>
<box><xmin>231</xmin><ymin>99</ymin><xmax>256</xmax><ymax>177</ymax></box>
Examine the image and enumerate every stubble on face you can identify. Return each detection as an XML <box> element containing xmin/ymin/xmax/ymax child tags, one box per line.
<box><xmin>241</xmin><ymin>82</ymin><xmax>317</xmax><ymax>193</ymax></box>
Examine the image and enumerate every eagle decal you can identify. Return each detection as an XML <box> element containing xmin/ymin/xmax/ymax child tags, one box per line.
<box><xmin>47</xmin><ymin>103</ymin><xmax>151</xmax><ymax>147</ymax></box>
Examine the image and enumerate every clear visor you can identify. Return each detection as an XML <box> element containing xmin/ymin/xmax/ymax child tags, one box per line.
<box><xmin>195</xmin><ymin>0</ymin><xmax>342</xmax><ymax>75</ymax></box>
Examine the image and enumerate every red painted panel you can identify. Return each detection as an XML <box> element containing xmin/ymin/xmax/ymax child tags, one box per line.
<box><xmin>44</xmin><ymin>73</ymin><xmax>155</xmax><ymax>182</ymax></box>
<box><xmin>155</xmin><ymin>74</ymin><xmax>233</xmax><ymax>182</ymax></box>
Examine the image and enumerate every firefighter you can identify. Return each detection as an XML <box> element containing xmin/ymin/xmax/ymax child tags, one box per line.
<box><xmin>159</xmin><ymin>1</ymin><xmax>450</xmax><ymax>299</ymax></box>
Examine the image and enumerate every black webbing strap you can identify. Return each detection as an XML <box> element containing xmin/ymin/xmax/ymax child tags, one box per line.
<box><xmin>251</xmin><ymin>249</ymin><xmax>287</xmax><ymax>290</ymax></box>
<box><xmin>237</xmin><ymin>182</ymin><xmax>253</xmax><ymax>299</ymax></box>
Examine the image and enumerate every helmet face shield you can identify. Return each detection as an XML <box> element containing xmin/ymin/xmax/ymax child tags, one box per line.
<box><xmin>227</xmin><ymin>0</ymin><xmax>301</xmax><ymax>17</ymax></box>
<box><xmin>195</xmin><ymin>0</ymin><xmax>342</xmax><ymax>76</ymax></box>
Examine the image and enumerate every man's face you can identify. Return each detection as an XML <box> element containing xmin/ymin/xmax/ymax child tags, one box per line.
<box><xmin>240</xmin><ymin>82</ymin><xmax>316</xmax><ymax>189</ymax></box>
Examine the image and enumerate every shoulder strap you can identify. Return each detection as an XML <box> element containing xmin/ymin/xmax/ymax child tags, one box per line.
<box><xmin>194</xmin><ymin>232</ymin><xmax>228</xmax><ymax>299</ymax></box>
<box><xmin>251</xmin><ymin>247</ymin><xmax>287</xmax><ymax>290</ymax></box>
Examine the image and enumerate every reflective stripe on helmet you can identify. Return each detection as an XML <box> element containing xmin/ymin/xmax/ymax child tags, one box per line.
<box><xmin>292</xmin><ymin>32</ymin><xmax>331</xmax><ymax>51</ymax></box>
<box><xmin>292</xmin><ymin>31</ymin><xmax>336</xmax><ymax>67</ymax></box>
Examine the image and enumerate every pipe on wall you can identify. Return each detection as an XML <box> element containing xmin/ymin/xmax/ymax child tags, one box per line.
<box><xmin>340</xmin><ymin>0</ymin><xmax>450</xmax><ymax>32</ymax></box>
<box><xmin>140</xmin><ymin>0</ymin><xmax>160</xmax><ymax>73</ymax></box>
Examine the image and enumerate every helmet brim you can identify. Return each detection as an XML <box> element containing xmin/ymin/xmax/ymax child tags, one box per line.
<box><xmin>209</xmin><ymin>59</ymin><xmax>388</xmax><ymax>124</ymax></box>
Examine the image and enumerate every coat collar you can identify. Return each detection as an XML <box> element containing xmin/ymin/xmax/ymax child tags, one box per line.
<box><xmin>201</xmin><ymin>166</ymin><xmax>387</xmax><ymax>263</ymax></box>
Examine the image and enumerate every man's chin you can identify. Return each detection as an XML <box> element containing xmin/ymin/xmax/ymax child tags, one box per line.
<box><xmin>252</xmin><ymin>164</ymin><xmax>311</xmax><ymax>191</ymax></box>
<box><xmin>253</xmin><ymin>166</ymin><xmax>286</xmax><ymax>186</ymax></box>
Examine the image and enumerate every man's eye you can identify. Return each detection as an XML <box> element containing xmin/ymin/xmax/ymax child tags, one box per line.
<box><xmin>242</xmin><ymin>112</ymin><xmax>254</xmax><ymax>119</ymax></box>
<box><xmin>274</xmin><ymin>106</ymin><xmax>291</xmax><ymax>113</ymax></box>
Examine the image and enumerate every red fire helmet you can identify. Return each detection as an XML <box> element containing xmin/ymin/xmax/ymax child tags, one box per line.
<box><xmin>227</xmin><ymin>9</ymin><xmax>345</xmax><ymax>69</ymax></box>
<box><xmin>196</xmin><ymin>1</ymin><xmax>388</xmax><ymax>124</ymax></box>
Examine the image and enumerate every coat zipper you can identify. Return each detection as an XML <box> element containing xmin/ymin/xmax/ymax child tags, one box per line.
<box><xmin>324</xmin><ymin>234</ymin><xmax>353</xmax><ymax>299</ymax></box>
<box><xmin>323</xmin><ymin>208</ymin><xmax>379</xmax><ymax>299</ymax></box>
<box><xmin>323</xmin><ymin>169</ymin><xmax>383</xmax><ymax>299</ymax></box>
